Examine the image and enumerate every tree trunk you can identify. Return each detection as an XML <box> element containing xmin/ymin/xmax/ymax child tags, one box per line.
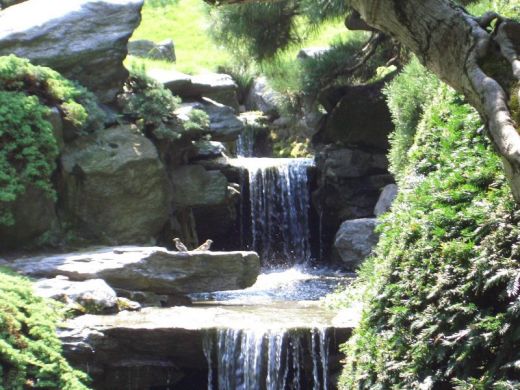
<box><xmin>207</xmin><ymin>0</ymin><xmax>520</xmax><ymax>202</ymax></box>
<box><xmin>349</xmin><ymin>0</ymin><xmax>520</xmax><ymax>200</ymax></box>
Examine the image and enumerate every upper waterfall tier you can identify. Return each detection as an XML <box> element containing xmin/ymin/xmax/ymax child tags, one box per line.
<box><xmin>231</xmin><ymin>158</ymin><xmax>315</xmax><ymax>266</ymax></box>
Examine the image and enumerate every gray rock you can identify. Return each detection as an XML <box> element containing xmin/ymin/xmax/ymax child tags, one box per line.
<box><xmin>317</xmin><ymin>80</ymin><xmax>393</xmax><ymax>150</ymax></box>
<box><xmin>322</xmin><ymin>148</ymin><xmax>388</xmax><ymax>179</ymax></box>
<box><xmin>245</xmin><ymin>77</ymin><xmax>280</xmax><ymax>118</ymax></box>
<box><xmin>60</xmin><ymin>125</ymin><xmax>170</xmax><ymax>244</ymax></box>
<box><xmin>7</xmin><ymin>246</ymin><xmax>260</xmax><ymax>294</ymax></box>
<box><xmin>297</xmin><ymin>47</ymin><xmax>330</xmax><ymax>60</ymax></box>
<box><xmin>334</xmin><ymin>218</ymin><xmax>379</xmax><ymax>269</ymax></box>
<box><xmin>150</xmin><ymin>70</ymin><xmax>239</xmax><ymax>109</ymax></box>
<box><xmin>34</xmin><ymin>276</ymin><xmax>119</xmax><ymax>314</ymax></box>
<box><xmin>192</xmin><ymin>140</ymin><xmax>228</xmax><ymax>159</ymax></box>
<box><xmin>0</xmin><ymin>185</ymin><xmax>58</xmax><ymax>250</ymax></box>
<box><xmin>128</xmin><ymin>39</ymin><xmax>175</xmax><ymax>62</ymax></box>
<box><xmin>374</xmin><ymin>184</ymin><xmax>398</xmax><ymax>216</ymax></box>
<box><xmin>175</xmin><ymin>99</ymin><xmax>244</xmax><ymax>142</ymax></box>
<box><xmin>0</xmin><ymin>0</ymin><xmax>143</xmax><ymax>103</ymax></box>
<box><xmin>171</xmin><ymin>165</ymin><xmax>228</xmax><ymax>207</ymax></box>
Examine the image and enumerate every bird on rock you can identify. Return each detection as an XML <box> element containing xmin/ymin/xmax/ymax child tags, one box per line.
<box><xmin>194</xmin><ymin>239</ymin><xmax>213</xmax><ymax>251</ymax></box>
<box><xmin>173</xmin><ymin>238</ymin><xmax>189</xmax><ymax>252</ymax></box>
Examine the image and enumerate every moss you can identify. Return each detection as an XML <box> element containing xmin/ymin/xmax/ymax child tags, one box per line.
<box><xmin>0</xmin><ymin>270</ymin><xmax>90</xmax><ymax>389</ymax></box>
<box><xmin>0</xmin><ymin>55</ymin><xmax>105</xmax><ymax>227</ymax></box>
<box><xmin>509</xmin><ymin>82</ymin><xmax>520</xmax><ymax>126</ymax></box>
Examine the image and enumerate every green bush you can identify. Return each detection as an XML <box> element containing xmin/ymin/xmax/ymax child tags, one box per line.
<box><xmin>0</xmin><ymin>268</ymin><xmax>89</xmax><ymax>389</ymax></box>
<box><xmin>118</xmin><ymin>68</ymin><xmax>184</xmax><ymax>140</ymax></box>
<box><xmin>339</xmin><ymin>86</ymin><xmax>520</xmax><ymax>389</ymax></box>
<box><xmin>383</xmin><ymin>57</ymin><xmax>439</xmax><ymax>180</ymax></box>
<box><xmin>0</xmin><ymin>55</ymin><xmax>105</xmax><ymax>226</ymax></box>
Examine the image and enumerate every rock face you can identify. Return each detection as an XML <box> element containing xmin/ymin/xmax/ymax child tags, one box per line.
<box><xmin>0</xmin><ymin>185</ymin><xmax>58</xmax><ymax>250</ymax></box>
<box><xmin>245</xmin><ymin>77</ymin><xmax>280</xmax><ymax>118</ymax></box>
<box><xmin>34</xmin><ymin>276</ymin><xmax>119</xmax><ymax>314</ymax></box>
<box><xmin>60</xmin><ymin>125</ymin><xmax>171</xmax><ymax>244</ymax></box>
<box><xmin>150</xmin><ymin>70</ymin><xmax>239</xmax><ymax>109</ymax></box>
<box><xmin>171</xmin><ymin>165</ymin><xmax>228</xmax><ymax>207</ymax></box>
<box><xmin>128</xmin><ymin>39</ymin><xmax>175</xmax><ymax>62</ymax></box>
<box><xmin>6</xmin><ymin>246</ymin><xmax>260</xmax><ymax>294</ymax></box>
<box><xmin>320</xmin><ymin>148</ymin><xmax>388</xmax><ymax>179</ymax></box>
<box><xmin>0</xmin><ymin>0</ymin><xmax>143</xmax><ymax>103</ymax></box>
<box><xmin>316</xmin><ymin>81</ymin><xmax>393</xmax><ymax>151</ymax></box>
<box><xmin>374</xmin><ymin>183</ymin><xmax>398</xmax><ymax>216</ymax></box>
<box><xmin>334</xmin><ymin>218</ymin><xmax>379</xmax><ymax>269</ymax></box>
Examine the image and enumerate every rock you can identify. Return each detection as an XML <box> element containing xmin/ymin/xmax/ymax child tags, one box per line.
<box><xmin>34</xmin><ymin>276</ymin><xmax>119</xmax><ymax>314</ymax></box>
<box><xmin>60</xmin><ymin>125</ymin><xmax>170</xmax><ymax>244</ymax></box>
<box><xmin>334</xmin><ymin>218</ymin><xmax>379</xmax><ymax>268</ymax></box>
<box><xmin>316</xmin><ymin>80</ymin><xmax>393</xmax><ymax>151</ymax></box>
<box><xmin>171</xmin><ymin>165</ymin><xmax>228</xmax><ymax>207</ymax></box>
<box><xmin>128</xmin><ymin>39</ymin><xmax>175</xmax><ymax>62</ymax></box>
<box><xmin>175</xmin><ymin>99</ymin><xmax>244</xmax><ymax>142</ymax></box>
<box><xmin>297</xmin><ymin>47</ymin><xmax>330</xmax><ymax>60</ymax></box>
<box><xmin>374</xmin><ymin>184</ymin><xmax>398</xmax><ymax>216</ymax></box>
<box><xmin>0</xmin><ymin>0</ymin><xmax>143</xmax><ymax>103</ymax></box>
<box><xmin>191</xmin><ymin>140</ymin><xmax>228</xmax><ymax>160</ymax></box>
<box><xmin>245</xmin><ymin>77</ymin><xmax>280</xmax><ymax>118</ymax></box>
<box><xmin>7</xmin><ymin>246</ymin><xmax>260</xmax><ymax>295</ymax></box>
<box><xmin>149</xmin><ymin>70</ymin><xmax>239</xmax><ymax>109</ymax></box>
<box><xmin>0</xmin><ymin>185</ymin><xmax>58</xmax><ymax>250</ymax></box>
<box><xmin>321</xmin><ymin>147</ymin><xmax>388</xmax><ymax>179</ymax></box>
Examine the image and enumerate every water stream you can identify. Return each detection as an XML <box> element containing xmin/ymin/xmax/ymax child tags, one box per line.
<box><xmin>196</xmin><ymin>149</ymin><xmax>350</xmax><ymax>389</ymax></box>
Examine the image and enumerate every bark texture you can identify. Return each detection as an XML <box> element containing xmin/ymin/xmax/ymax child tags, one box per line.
<box><xmin>349</xmin><ymin>0</ymin><xmax>520</xmax><ymax>201</ymax></box>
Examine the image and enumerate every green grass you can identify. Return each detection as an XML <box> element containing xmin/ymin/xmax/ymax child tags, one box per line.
<box><xmin>129</xmin><ymin>0</ymin><xmax>349</xmax><ymax>75</ymax></box>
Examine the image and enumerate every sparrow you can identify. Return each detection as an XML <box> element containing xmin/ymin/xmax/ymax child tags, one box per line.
<box><xmin>173</xmin><ymin>237</ymin><xmax>189</xmax><ymax>252</ymax></box>
<box><xmin>193</xmin><ymin>239</ymin><xmax>213</xmax><ymax>251</ymax></box>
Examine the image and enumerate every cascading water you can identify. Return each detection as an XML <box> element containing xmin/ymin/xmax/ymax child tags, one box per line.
<box><xmin>204</xmin><ymin>327</ymin><xmax>331</xmax><ymax>390</ymax></box>
<box><xmin>235</xmin><ymin>157</ymin><xmax>315</xmax><ymax>266</ymax></box>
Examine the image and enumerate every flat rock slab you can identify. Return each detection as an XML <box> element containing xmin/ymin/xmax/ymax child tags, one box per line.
<box><xmin>4</xmin><ymin>246</ymin><xmax>260</xmax><ymax>295</ymax></box>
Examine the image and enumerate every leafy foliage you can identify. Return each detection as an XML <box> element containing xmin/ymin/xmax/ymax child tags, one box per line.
<box><xmin>340</xmin><ymin>86</ymin><xmax>520</xmax><ymax>389</ymax></box>
<box><xmin>0</xmin><ymin>55</ymin><xmax>104</xmax><ymax>226</ymax></box>
<box><xmin>383</xmin><ymin>58</ymin><xmax>440</xmax><ymax>179</ymax></box>
<box><xmin>118</xmin><ymin>67</ymin><xmax>183</xmax><ymax>140</ymax></box>
<box><xmin>0</xmin><ymin>268</ymin><xmax>89</xmax><ymax>390</ymax></box>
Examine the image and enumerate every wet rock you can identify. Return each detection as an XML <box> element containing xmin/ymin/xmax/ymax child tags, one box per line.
<box><xmin>0</xmin><ymin>0</ymin><xmax>144</xmax><ymax>103</ymax></box>
<box><xmin>0</xmin><ymin>185</ymin><xmax>58</xmax><ymax>250</ymax></box>
<box><xmin>319</xmin><ymin>147</ymin><xmax>388</xmax><ymax>179</ymax></box>
<box><xmin>334</xmin><ymin>218</ymin><xmax>379</xmax><ymax>269</ymax></box>
<box><xmin>6</xmin><ymin>246</ymin><xmax>260</xmax><ymax>294</ymax></box>
<box><xmin>374</xmin><ymin>183</ymin><xmax>398</xmax><ymax>216</ymax></box>
<box><xmin>60</xmin><ymin>125</ymin><xmax>170</xmax><ymax>244</ymax></box>
<box><xmin>171</xmin><ymin>165</ymin><xmax>228</xmax><ymax>207</ymax></box>
<box><xmin>191</xmin><ymin>140</ymin><xmax>228</xmax><ymax>160</ymax></box>
<box><xmin>34</xmin><ymin>276</ymin><xmax>119</xmax><ymax>314</ymax></box>
<box><xmin>245</xmin><ymin>76</ymin><xmax>280</xmax><ymax>118</ymax></box>
<box><xmin>128</xmin><ymin>38</ymin><xmax>175</xmax><ymax>62</ymax></box>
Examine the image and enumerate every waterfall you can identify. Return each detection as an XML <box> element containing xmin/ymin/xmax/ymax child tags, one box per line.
<box><xmin>204</xmin><ymin>327</ymin><xmax>331</xmax><ymax>390</ymax></box>
<box><xmin>235</xmin><ymin>158</ymin><xmax>314</xmax><ymax>266</ymax></box>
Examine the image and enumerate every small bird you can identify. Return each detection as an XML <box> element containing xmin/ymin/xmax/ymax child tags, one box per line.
<box><xmin>194</xmin><ymin>239</ymin><xmax>213</xmax><ymax>251</ymax></box>
<box><xmin>173</xmin><ymin>237</ymin><xmax>189</xmax><ymax>252</ymax></box>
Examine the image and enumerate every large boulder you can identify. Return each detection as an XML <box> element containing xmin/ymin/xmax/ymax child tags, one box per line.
<box><xmin>60</xmin><ymin>125</ymin><xmax>170</xmax><ymax>244</ymax></box>
<box><xmin>3</xmin><ymin>246</ymin><xmax>260</xmax><ymax>294</ymax></box>
<box><xmin>316</xmin><ymin>81</ymin><xmax>393</xmax><ymax>151</ymax></box>
<box><xmin>334</xmin><ymin>218</ymin><xmax>379</xmax><ymax>269</ymax></box>
<box><xmin>150</xmin><ymin>70</ymin><xmax>239</xmax><ymax>109</ymax></box>
<box><xmin>0</xmin><ymin>185</ymin><xmax>58</xmax><ymax>250</ymax></box>
<box><xmin>374</xmin><ymin>183</ymin><xmax>398</xmax><ymax>216</ymax></box>
<box><xmin>0</xmin><ymin>0</ymin><xmax>143</xmax><ymax>103</ymax></box>
<box><xmin>171</xmin><ymin>165</ymin><xmax>228</xmax><ymax>207</ymax></box>
<box><xmin>320</xmin><ymin>147</ymin><xmax>388</xmax><ymax>179</ymax></box>
<box><xmin>128</xmin><ymin>39</ymin><xmax>175</xmax><ymax>62</ymax></box>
